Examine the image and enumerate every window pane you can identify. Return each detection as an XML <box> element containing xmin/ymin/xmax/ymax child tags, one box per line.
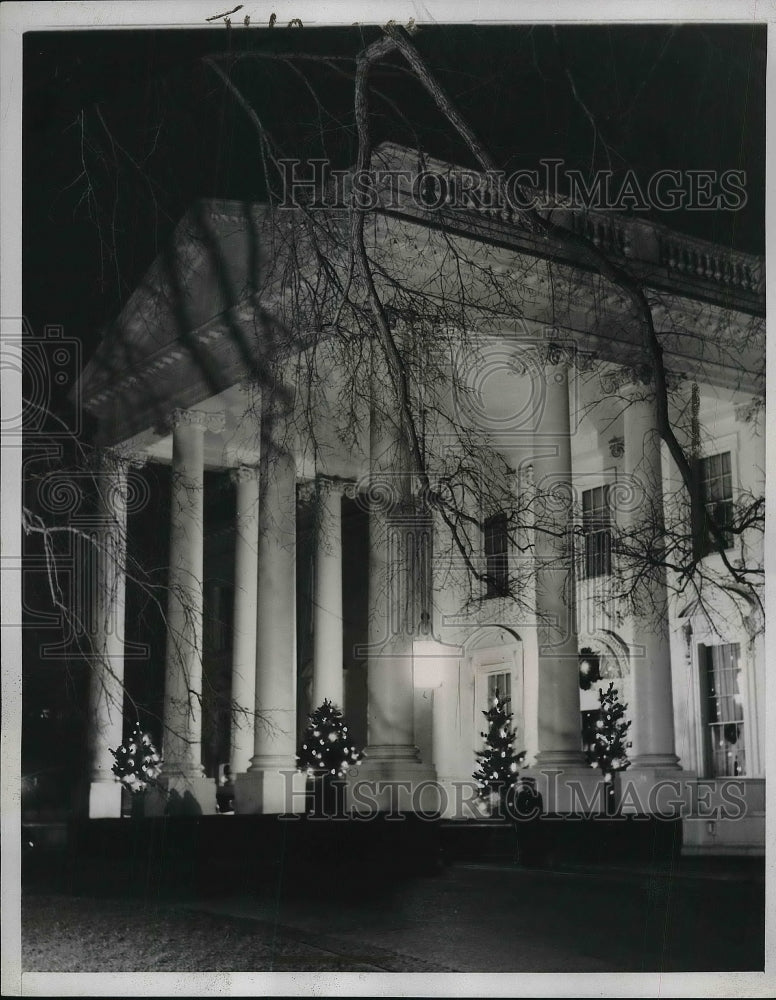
<box><xmin>703</xmin><ymin>643</ymin><xmax>745</xmax><ymax>777</ymax></box>
<box><xmin>484</xmin><ymin>512</ymin><xmax>509</xmax><ymax>597</ymax></box>
<box><xmin>487</xmin><ymin>671</ymin><xmax>511</xmax><ymax>706</ymax></box>
<box><xmin>582</xmin><ymin>486</ymin><xmax>611</xmax><ymax>578</ymax></box>
<box><xmin>698</xmin><ymin>452</ymin><xmax>734</xmax><ymax>554</ymax></box>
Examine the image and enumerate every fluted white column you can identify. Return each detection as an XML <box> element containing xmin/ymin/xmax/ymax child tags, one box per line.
<box><xmin>365</xmin><ymin>400</ymin><xmax>418</xmax><ymax>759</ymax></box>
<box><xmin>249</xmin><ymin>434</ymin><xmax>298</xmax><ymax>771</ymax></box>
<box><xmin>312</xmin><ymin>478</ymin><xmax>344</xmax><ymax>709</ymax></box>
<box><xmin>229</xmin><ymin>465</ymin><xmax>260</xmax><ymax>774</ymax></box>
<box><xmin>532</xmin><ymin>346</ymin><xmax>586</xmax><ymax>769</ymax></box>
<box><xmin>162</xmin><ymin>409</ymin><xmax>223</xmax><ymax>779</ymax></box>
<box><xmin>87</xmin><ymin>450</ymin><xmax>130</xmax><ymax>818</ymax></box>
<box><xmin>622</xmin><ymin>377</ymin><xmax>679</xmax><ymax>770</ymax></box>
<box><xmin>233</xmin><ymin>394</ymin><xmax>307</xmax><ymax>815</ymax></box>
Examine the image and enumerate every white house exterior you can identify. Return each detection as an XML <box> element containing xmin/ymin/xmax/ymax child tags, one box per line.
<box><xmin>74</xmin><ymin>145</ymin><xmax>765</xmax><ymax>855</ymax></box>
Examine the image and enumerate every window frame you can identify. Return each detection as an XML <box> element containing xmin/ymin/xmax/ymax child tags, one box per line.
<box><xmin>696</xmin><ymin>451</ymin><xmax>735</xmax><ymax>556</ymax></box>
<box><xmin>699</xmin><ymin>642</ymin><xmax>746</xmax><ymax>778</ymax></box>
<box><xmin>483</xmin><ymin>511</ymin><xmax>510</xmax><ymax>599</ymax></box>
<box><xmin>581</xmin><ymin>484</ymin><xmax>612</xmax><ymax>580</ymax></box>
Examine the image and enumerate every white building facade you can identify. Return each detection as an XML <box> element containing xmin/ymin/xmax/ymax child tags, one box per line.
<box><xmin>75</xmin><ymin>146</ymin><xmax>765</xmax><ymax>854</ymax></box>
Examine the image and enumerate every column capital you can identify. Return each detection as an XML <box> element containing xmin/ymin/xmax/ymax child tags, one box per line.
<box><xmin>168</xmin><ymin>408</ymin><xmax>226</xmax><ymax>435</ymax></box>
<box><xmin>599</xmin><ymin>363</ymin><xmax>654</xmax><ymax>395</ymax></box>
<box><xmin>529</xmin><ymin>340</ymin><xmax>579</xmax><ymax>387</ymax></box>
<box><xmin>545</xmin><ymin>340</ymin><xmax>575</xmax><ymax>368</ymax></box>
<box><xmin>734</xmin><ymin>399</ymin><xmax>759</xmax><ymax>424</ymax></box>
<box><xmin>575</xmin><ymin>349</ymin><xmax>598</xmax><ymax>373</ymax></box>
<box><xmin>229</xmin><ymin>464</ymin><xmax>260</xmax><ymax>486</ymax></box>
<box><xmin>81</xmin><ymin>447</ymin><xmax>150</xmax><ymax>519</ymax></box>
<box><xmin>298</xmin><ymin>475</ymin><xmax>350</xmax><ymax>504</ymax></box>
<box><xmin>319</xmin><ymin>475</ymin><xmax>349</xmax><ymax>496</ymax></box>
<box><xmin>343</xmin><ymin>480</ymin><xmax>363</xmax><ymax>502</ymax></box>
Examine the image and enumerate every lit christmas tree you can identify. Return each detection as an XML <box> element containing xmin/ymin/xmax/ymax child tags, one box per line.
<box><xmin>297</xmin><ymin>700</ymin><xmax>363</xmax><ymax>815</ymax></box>
<box><xmin>110</xmin><ymin>723</ymin><xmax>162</xmax><ymax>794</ymax></box>
<box><xmin>589</xmin><ymin>682</ymin><xmax>632</xmax><ymax>810</ymax></box>
<box><xmin>473</xmin><ymin>690</ymin><xmax>525</xmax><ymax>811</ymax></box>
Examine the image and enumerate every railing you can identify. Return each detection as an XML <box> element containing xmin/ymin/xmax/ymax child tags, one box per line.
<box><xmin>658</xmin><ymin>235</ymin><xmax>760</xmax><ymax>293</ymax></box>
<box><xmin>370</xmin><ymin>143</ymin><xmax>766</xmax><ymax>305</ymax></box>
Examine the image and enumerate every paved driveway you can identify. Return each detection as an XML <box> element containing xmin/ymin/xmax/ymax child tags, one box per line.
<box><xmin>176</xmin><ymin>859</ymin><xmax>765</xmax><ymax>973</ymax></box>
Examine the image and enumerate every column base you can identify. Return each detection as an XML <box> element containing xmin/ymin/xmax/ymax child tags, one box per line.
<box><xmin>533</xmin><ymin>750</ymin><xmax>590</xmax><ymax>769</ymax></box>
<box><xmin>345</xmin><ymin>754</ymin><xmax>438</xmax><ymax>814</ymax></box>
<box><xmin>630</xmin><ymin>753</ymin><xmax>681</xmax><ymax>770</ymax></box>
<box><xmin>434</xmin><ymin>777</ymin><xmax>483</xmax><ymax>819</ymax></box>
<box><xmin>616</xmin><ymin>767</ymin><xmax>695</xmax><ymax>816</ymax></box>
<box><xmin>143</xmin><ymin>774</ymin><xmax>217</xmax><ymax>817</ymax></box>
<box><xmin>88</xmin><ymin>780</ymin><xmax>123</xmax><ymax>819</ymax></box>
<box><xmin>235</xmin><ymin>768</ymin><xmax>307</xmax><ymax>815</ymax></box>
<box><xmin>361</xmin><ymin>743</ymin><xmax>422</xmax><ymax>762</ymax></box>
<box><xmin>521</xmin><ymin>767</ymin><xmax>608</xmax><ymax>814</ymax></box>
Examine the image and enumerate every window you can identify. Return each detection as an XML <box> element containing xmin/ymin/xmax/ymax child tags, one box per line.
<box><xmin>487</xmin><ymin>670</ymin><xmax>511</xmax><ymax>707</ymax></box>
<box><xmin>701</xmin><ymin>643</ymin><xmax>745</xmax><ymax>778</ymax></box>
<box><xmin>582</xmin><ymin>486</ymin><xmax>611</xmax><ymax>579</ymax></box>
<box><xmin>483</xmin><ymin>512</ymin><xmax>509</xmax><ymax>597</ymax></box>
<box><xmin>697</xmin><ymin>452</ymin><xmax>734</xmax><ymax>555</ymax></box>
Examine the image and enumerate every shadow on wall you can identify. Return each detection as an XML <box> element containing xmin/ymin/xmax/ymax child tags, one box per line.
<box><xmin>164</xmin><ymin>789</ymin><xmax>203</xmax><ymax>817</ymax></box>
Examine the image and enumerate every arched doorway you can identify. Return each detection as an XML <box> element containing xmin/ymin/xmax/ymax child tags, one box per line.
<box><xmin>578</xmin><ymin>630</ymin><xmax>631</xmax><ymax>757</ymax></box>
<box><xmin>466</xmin><ymin>627</ymin><xmax>525</xmax><ymax>762</ymax></box>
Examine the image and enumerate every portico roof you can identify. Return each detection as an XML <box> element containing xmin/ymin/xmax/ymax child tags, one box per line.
<box><xmin>74</xmin><ymin>143</ymin><xmax>765</xmax><ymax>449</ymax></box>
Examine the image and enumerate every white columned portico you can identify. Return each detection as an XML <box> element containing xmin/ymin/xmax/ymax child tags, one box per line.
<box><xmin>526</xmin><ymin>344</ymin><xmax>603</xmax><ymax>811</ymax></box>
<box><xmin>236</xmin><ymin>396</ymin><xmax>306</xmax><ymax>814</ymax></box>
<box><xmin>229</xmin><ymin>464</ymin><xmax>260</xmax><ymax>775</ymax></box>
<box><xmin>311</xmin><ymin>477</ymin><xmax>344</xmax><ymax>709</ymax></box>
<box><xmin>157</xmin><ymin>408</ymin><xmax>223</xmax><ymax>814</ymax></box>
<box><xmin>87</xmin><ymin>450</ymin><xmax>130</xmax><ymax>818</ymax></box>
<box><xmin>617</xmin><ymin>372</ymin><xmax>684</xmax><ymax>812</ymax></box>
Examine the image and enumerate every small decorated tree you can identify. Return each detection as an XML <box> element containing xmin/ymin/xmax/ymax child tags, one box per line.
<box><xmin>297</xmin><ymin>700</ymin><xmax>362</xmax><ymax>815</ymax></box>
<box><xmin>589</xmin><ymin>682</ymin><xmax>632</xmax><ymax>811</ymax></box>
<box><xmin>110</xmin><ymin>723</ymin><xmax>162</xmax><ymax>816</ymax></box>
<box><xmin>473</xmin><ymin>690</ymin><xmax>525</xmax><ymax>814</ymax></box>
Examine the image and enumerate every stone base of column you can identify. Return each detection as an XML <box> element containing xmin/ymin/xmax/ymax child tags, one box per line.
<box><xmin>88</xmin><ymin>780</ymin><xmax>123</xmax><ymax>819</ymax></box>
<box><xmin>533</xmin><ymin>750</ymin><xmax>590</xmax><ymax>769</ymax></box>
<box><xmin>143</xmin><ymin>775</ymin><xmax>217</xmax><ymax>817</ymax></box>
<box><xmin>616</xmin><ymin>767</ymin><xmax>695</xmax><ymax>816</ymax></box>
<box><xmin>345</xmin><ymin>753</ymin><xmax>438</xmax><ymax>815</ymax></box>
<box><xmin>521</xmin><ymin>767</ymin><xmax>608</xmax><ymax>814</ymax></box>
<box><xmin>433</xmin><ymin>777</ymin><xmax>482</xmax><ymax>819</ymax></box>
<box><xmin>630</xmin><ymin>752</ymin><xmax>681</xmax><ymax>770</ymax></box>
<box><xmin>235</xmin><ymin>768</ymin><xmax>307</xmax><ymax>815</ymax></box>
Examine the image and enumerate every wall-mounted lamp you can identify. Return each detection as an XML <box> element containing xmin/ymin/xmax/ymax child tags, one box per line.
<box><xmin>413</xmin><ymin>659</ymin><xmax>444</xmax><ymax>689</ymax></box>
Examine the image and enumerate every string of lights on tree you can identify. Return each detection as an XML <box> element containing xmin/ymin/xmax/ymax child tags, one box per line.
<box><xmin>589</xmin><ymin>682</ymin><xmax>632</xmax><ymax>794</ymax></box>
<box><xmin>472</xmin><ymin>690</ymin><xmax>525</xmax><ymax>800</ymax></box>
<box><xmin>297</xmin><ymin>699</ymin><xmax>363</xmax><ymax>777</ymax></box>
<box><xmin>110</xmin><ymin>723</ymin><xmax>162</xmax><ymax>793</ymax></box>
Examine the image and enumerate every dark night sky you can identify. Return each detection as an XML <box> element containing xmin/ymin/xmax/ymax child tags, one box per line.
<box><xmin>22</xmin><ymin>23</ymin><xmax>765</xmax><ymax>422</ymax></box>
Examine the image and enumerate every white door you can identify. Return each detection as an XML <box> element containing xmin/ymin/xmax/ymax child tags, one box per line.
<box><xmin>472</xmin><ymin>644</ymin><xmax>522</xmax><ymax>749</ymax></box>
